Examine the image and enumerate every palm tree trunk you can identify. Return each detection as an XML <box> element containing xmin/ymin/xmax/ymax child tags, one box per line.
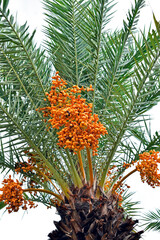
<box><xmin>48</xmin><ymin>185</ymin><xmax>143</xmax><ymax>240</ymax></box>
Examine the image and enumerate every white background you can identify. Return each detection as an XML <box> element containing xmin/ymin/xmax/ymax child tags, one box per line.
<box><xmin>0</xmin><ymin>0</ymin><xmax>160</xmax><ymax>239</ymax></box>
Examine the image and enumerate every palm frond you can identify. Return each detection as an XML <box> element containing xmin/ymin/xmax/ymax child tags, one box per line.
<box><xmin>122</xmin><ymin>190</ymin><xmax>141</xmax><ymax>217</ymax></box>
<box><xmin>43</xmin><ymin>0</ymin><xmax>90</xmax><ymax>85</ymax></box>
<box><xmin>118</xmin><ymin>120</ymin><xmax>160</xmax><ymax>168</ymax></box>
<box><xmin>43</xmin><ymin>0</ymin><xmax>116</xmax><ymax>90</ymax></box>
<box><xmin>99</xmin><ymin>17</ymin><xmax>160</xmax><ymax>187</ymax></box>
<box><xmin>0</xmin><ymin>1</ymin><xmax>71</xmax><ymax>194</ymax></box>
<box><xmin>142</xmin><ymin>209</ymin><xmax>160</xmax><ymax>232</ymax></box>
<box><xmin>95</xmin><ymin>0</ymin><xmax>146</xmax><ymax>112</ymax></box>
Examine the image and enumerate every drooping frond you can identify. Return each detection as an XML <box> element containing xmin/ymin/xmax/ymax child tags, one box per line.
<box><xmin>122</xmin><ymin>190</ymin><xmax>141</xmax><ymax>217</ymax></box>
<box><xmin>0</xmin><ymin>1</ymin><xmax>70</xmax><ymax>194</ymax></box>
<box><xmin>111</xmin><ymin>121</ymin><xmax>160</xmax><ymax>175</ymax></box>
<box><xmin>142</xmin><ymin>209</ymin><xmax>160</xmax><ymax>232</ymax></box>
<box><xmin>98</xmin><ymin>15</ymin><xmax>160</xmax><ymax>187</ymax></box>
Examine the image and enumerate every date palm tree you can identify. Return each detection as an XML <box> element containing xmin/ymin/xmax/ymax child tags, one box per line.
<box><xmin>1</xmin><ymin>0</ymin><xmax>160</xmax><ymax>239</ymax></box>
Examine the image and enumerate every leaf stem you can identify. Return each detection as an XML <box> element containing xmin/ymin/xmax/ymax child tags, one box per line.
<box><xmin>86</xmin><ymin>147</ymin><xmax>94</xmax><ymax>186</ymax></box>
<box><xmin>33</xmin><ymin>167</ymin><xmax>61</xmax><ymax>195</ymax></box>
<box><xmin>112</xmin><ymin>168</ymin><xmax>137</xmax><ymax>192</ymax></box>
<box><xmin>77</xmin><ymin>150</ymin><xmax>86</xmax><ymax>181</ymax></box>
<box><xmin>23</xmin><ymin>188</ymin><xmax>63</xmax><ymax>201</ymax></box>
<box><xmin>65</xmin><ymin>149</ymin><xmax>82</xmax><ymax>188</ymax></box>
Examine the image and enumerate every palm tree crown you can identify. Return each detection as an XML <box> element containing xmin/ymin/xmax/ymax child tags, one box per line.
<box><xmin>1</xmin><ymin>0</ymin><xmax>160</xmax><ymax>238</ymax></box>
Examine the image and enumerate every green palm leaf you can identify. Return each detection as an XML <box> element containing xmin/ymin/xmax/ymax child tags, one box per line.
<box><xmin>122</xmin><ymin>190</ymin><xmax>141</xmax><ymax>217</ymax></box>
<box><xmin>0</xmin><ymin>1</ymin><xmax>71</xmax><ymax>194</ymax></box>
<box><xmin>0</xmin><ymin>201</ymin><xmax>6</xmax><ymax>209</ymax></box>
<box><xmin>43</xmin><ymin>0</ymin><xmax>91</xmax><ymax>85</ymax></box>
<box><xmin>43</xmin><ymin>0</ymin><xmax>116</xmax><ymax>90</ymax></box>
<box><xmin>99</xmin><ymin>20</ymin><xmax>160</xmax><ymax>187</ymax></box>
<box><xmin>142</xmin><ymin>209</ymin><xmax>160</xmax><ymax>231</ymax></box>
